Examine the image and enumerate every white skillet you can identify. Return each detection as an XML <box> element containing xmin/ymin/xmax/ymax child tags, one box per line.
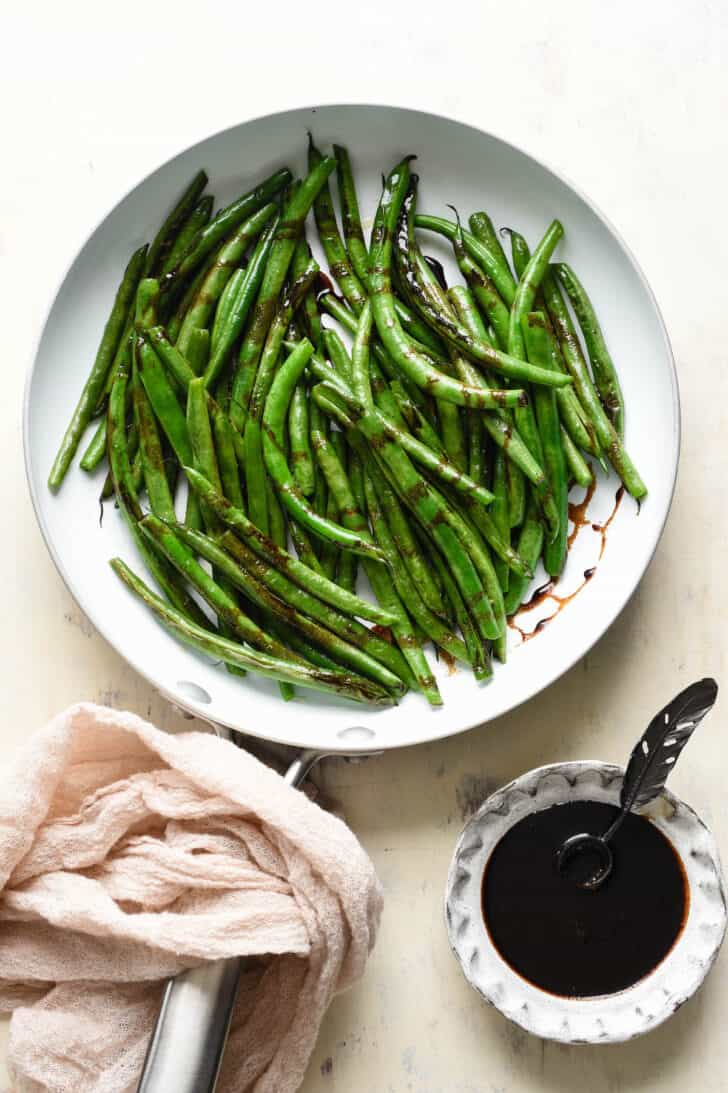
<box><xmin>24</xmin><ymin>104</ymin><xmax>679</xmax><ymax>757</ymax></box>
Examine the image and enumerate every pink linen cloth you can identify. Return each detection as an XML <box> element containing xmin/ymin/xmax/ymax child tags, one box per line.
<box><xmin>0</xmin><ymin>703</ymin><xmax>383</xmax><ymax>1092</ymax></box>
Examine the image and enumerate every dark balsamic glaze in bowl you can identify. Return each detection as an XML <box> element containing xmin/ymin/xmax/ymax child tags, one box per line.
<box><xmin>481</xmin><ymin>801</ymin><xmax>688</xmax><ymax>998</ymax></box>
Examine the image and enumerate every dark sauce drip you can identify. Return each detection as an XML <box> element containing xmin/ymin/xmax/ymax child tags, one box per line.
<box><xmin>592</xmin><ymin>485</ymin><xmax>625</xmax><ymax>560</ymax></box>
<box><xmin>482</xmin><ymin>801</ymin><xmax>688</xmax><ymax>998</ymax></box>
<box><xmin>423</xmin><ymin>255</ymin><xmax>448</xmax><ymax>291</ymax></box>
<box><xmin>567</xmin><ymin>476</ymin><xmax>598</xmax><ymax>548</ymax></box>
<box><xmin>507</xmin><ymin>484</ymin><xmax>624</xmax><ymax>644</ymax></box>
<box><xmin>507</xmin><ymin>568</ymin><xmax>597</xmax><ymax>644</ymax></box>
<box><xmin>369</xmin><ymin>625</ymin><xmax>394</xmax><ymax>644</ymax></box>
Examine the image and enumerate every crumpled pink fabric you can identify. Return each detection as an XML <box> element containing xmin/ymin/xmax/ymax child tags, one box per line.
<box><xmin>0</xmin><ymin>703</ymin><xmax>383</xmax><ymax>1093</ymax></box>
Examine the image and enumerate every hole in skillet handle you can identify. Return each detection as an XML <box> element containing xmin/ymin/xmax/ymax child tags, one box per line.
<box><xmin>176</xmin><ymin>680</ymin><xmax>213</xmax><ymax>705</ymax></box>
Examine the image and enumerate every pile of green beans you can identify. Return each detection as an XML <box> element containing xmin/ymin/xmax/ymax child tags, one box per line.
<box><xmin>48</xmin><ymin>140</ymin><xmax>645</xmax><ymax>708</ymax></box>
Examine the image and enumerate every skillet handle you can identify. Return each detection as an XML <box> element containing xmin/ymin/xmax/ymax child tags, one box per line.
<box><xmin>136</xmin><ymin>749</ymin><xmax>322</xmax><ymax>1093</ymax></box>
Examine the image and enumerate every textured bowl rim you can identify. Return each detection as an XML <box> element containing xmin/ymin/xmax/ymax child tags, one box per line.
<box><xmin>445</xmin><ymin>760</ymin><xmax>727</xmax><ymax>1044</ymax></box>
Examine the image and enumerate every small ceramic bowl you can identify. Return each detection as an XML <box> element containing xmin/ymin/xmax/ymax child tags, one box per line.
<box><xmin>445</xmin><ymin>761</ymin><xmax>726</xmax><ymax>1044</ymax></box>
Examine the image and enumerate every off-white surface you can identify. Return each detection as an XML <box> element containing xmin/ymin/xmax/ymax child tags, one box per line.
<box><xmin>3</xmin><ymin>2</ymin><xmax>727</xmax><ymax>1090</ymax></box>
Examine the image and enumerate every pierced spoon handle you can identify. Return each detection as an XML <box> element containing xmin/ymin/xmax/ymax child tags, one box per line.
<box><xmin>604</xmin><ymin>677</ymin><xmax>718</xmax><ymax>844</ymax></box>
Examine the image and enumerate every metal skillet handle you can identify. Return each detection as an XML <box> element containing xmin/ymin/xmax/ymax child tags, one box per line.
<box><xmin>136</xmin><ymin>748</ymin><xmax>323</xmax><ymax>1093</ymax></box>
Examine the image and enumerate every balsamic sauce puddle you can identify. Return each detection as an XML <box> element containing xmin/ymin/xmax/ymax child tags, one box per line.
<box><xmin>481</xmin><ymin>801</ymin><xmax>689</xmax><ymax>999</ymax></box>
<box><xmin>508</xmin><ymin>483</ymin><xmax>627</xmax><ymax>645</ymax></box>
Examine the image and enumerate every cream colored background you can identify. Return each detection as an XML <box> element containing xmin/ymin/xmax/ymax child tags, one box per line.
<box><xmin>4</xmin><ymin>2</ymin><xmax>727</xmax><ymax>1089</ymax></box>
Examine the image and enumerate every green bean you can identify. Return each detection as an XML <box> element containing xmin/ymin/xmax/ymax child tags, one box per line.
<box><xmin>445</xmin><ymin>276</ymin><xmax>524</xmax><ymax>529</ymax></box>
<box><xmin>262</xmin><ymin>341</ymin><xmax>385</xmax><ymax>560</ymax></box>
<box><xmin>414</xmin><ymin>212</ymin><xmax>516</xmax><ymax>306</ymax></box>
<box><xmin>249</xmin><ymin>260</ymin><xmax>319</xmax><ymax>422</ymax></box>
<box><xmin>49</xmin><ymin>244</ymin><xmax>148</xmax><ymax>490</ymax></box>
<box><xmin>108</xmin><ymin>373</ymin><xmax>205</xmax><ymax>624</ymax></box>
<box><xmin>336</xmin><ymin>546</ymin><xmax>357</xmax><ymax>594</ymax></box>
<box><xmin>506</xmin><ymin>227</ymin><xmax>531</xmax><ymax>281</ymax></box>
<box><xmin>266</xmin><ymin>476</ymin><xmax>287</xmax><ymax>549</ymax></box>
<box><xmin>141</xmin><ymin>326</ymin><xmax>194</xmax><ymax>390</ymax></box>
<box><xmin>320</xmin><ymin>506</ymin><xmax>341</xmax><ymax>580</ymax></box>
<box><xmin>469</xmin><ymin>211</ymin><xmax>514</xmax><ymax>287</ymax></box>
<box><xmin>451</xmin><ymin>217</ymin><xmax>511</xmax><ymax>351</ymax></box>
<box><xmin>350</xmin><ymin>300</ymin><xmax>375</xmax><ymax>408</ymax></box>
<box><xmin>506</xmin><ymin>229</ymin><xmax>571</xmax><ymax>538</ymax></box>
<box><xmin>328</xmin><ymin>432</ymin><xmax>357</xmax><ymax>594</ymax></box>
<box><xmin>316</xmin><ymin>380</ymin><xmax>495</xmax><ymax>509</ymax></box>
<box><xmin>162</xmin><ymin>195</ymin><xmax>214</xmax><ymax>277</ymax></box>
<box><xmin>467</xmin><ymin>412</ymin><xmax>484</xmax><ymax>484</ymax></box>
<box><xmin>370</xmin><ymin>162</ymin><xmax>548</xmax><ymax>404</ymax></box>
<box><xmin>98</xmin><ymin>412</ymin><xmax>138</xmax><ymax>501</ymax></box>
<box><xmin>523</xmin><ymin>313</ymin><xmax>568</xmax><ymax>577</ymax></box>
<box><xmin>426</xmin><ymin>537</ymin><xmax>492</xmax><ymax>681</ymax></box>
<box><xmin>146</xmin><ymin>170</ymin><xmax>208</xmax><ymax>277</ymax></box>
<box><xmin>210</xmin><ymin>401</ymin><xmax>244</xmax><ymax>509</ymax></box>
<box><xmin>445</xmin><ymin>287</ymin><xmax>487</xmax><ymax>487</ymax></box>
<box><xmin>542</xmin><ymin>269</ymin><xmax>646</xmax><ymax>499</ymax></box>
<box><xmin>166</xmin><ymin>247</ymin><xmax>220</xmax><ymax>342</ymax></box>
<box><xmin>137</xmin><ymin>339</ymin><xmax>192</xmax><ymax>467</ymax></box>
<box><xmin>447</xmin><ymin>288</ymin><xmax>552</xmax><ymax>514</ymax></box>
<box><xmin>111</xmin><ymin>558</ymin><xmax>393</xmax><ymax>706</ymax></box>
<box><xmin>230</xmin><ymin>156</ymin><xmax>336</xmax><ymax>429</ymax></box>
<box><xmin>319</xmin><ymin>290</ymin><xmax>436</xmax><ymax>418</ymax></box>
<box><xmin>319</xmin><ymin>377</ymin><xmax>498</xmax><ymax>645</ymax></box>
<box><xmin>420</xmin><ymin>480</ymin><xmax>506</xmax><ymax>639</ymax></box>
<box><xmin>289</xmin><ymin>520</ymin><xmax>324</xmax><ymax>573</ymax></box>
<box><xmin>309</xmin><ymin>134</ymin><xmax>367</xmax><ymax>312</ymax></box>
<box><xmin>171</xmin><ymin>525</ymin><xmax>404</xmax><ymax>694</ymax></box>
<box><xmin>506</xmin><ymin>459</ymin><xmax>526</xmax><ymax>529</ymax></box>
<box><xmin>322</xmin><ymin>327</ymin><xmax>353</xmax><ymax>381</ymax></box>
<box><xmin>389</xmin><ymin>380</ymin><xmax>445</xmax><ymax>455</ymax></box>
<box><xmin>503</xmin><ymin>496</ymin><xmax>544</xmax><ymax>616</ymax></box>
<box><xmin>358</xmin><ymin>445</ymin><xmax>446</xmax><ymax>618</ymax></box>
<box><xmin>243</xmin><ymin>257</ymin><xmax>316</xmax><ymax>531</ymax></box>
<box><xmin>310</xmin><ymin>401</ymin><xmax>329</xmax><ymax>549</ymax></box>
<box><xmin>107</xmin><ymin>374</ymin><xmax>141</xmax><ymax>522</ymax></box>
<box><xmin>400</xmin><ymin>193</ymin><xmax>467</xmax><ymax>474</ymax></box>
<box><xmin>364</xmin><ymin>465</ymin><xmax>470</xmax><ymax>664</ymax></box>
<box><xmin>184</xmin><ymin>466</ymin><xmax>395</xmax><ymax>625</ymax></box>
<box><xmin>140</xmin><ymin>515</ymin><xmax>303</xmax><ymax>660</ymax></box>
<box><xmin>185</xmin><ymin>327</ymin><xmax>210</xmax><ymax>376</ymax></box>
<box><xmin>166</xmin><ymin>168</ymin><xmax>292</xmax><ymax>286</ymax></box>
<box><xmin>202</xmin><ymin>214</ymin><xmax>280</xmax><ymax>390</ymax></box>
<box><xmin>210</xmin><ymin>267</ymin><xmax>245</xmax><ymax>351</ymax></box>
<box><xmin>176</xmin><ymin>202</ymin><xmax>277</xmax><ymax>359</ymax></box>
<box><xmin>132</xmin><ymin>371</ymin><xmax>176</xmax><ymax>521</ymax></box>
<box><xmin>80</xmin><ymin>417</ymin><xmax>110</xmax><ymax>474</ymax></box>
<box><xmin>339</xmin><ymin>445</ymin><xmax>442</xmax><ymax>705</ymax></box>
<box><xmin>554</xmin><ymin>262</ymin><xmax>625</xmax><ymax>438</ymax></box>
<box><xmin>290</xmin><ymin>232</ymin><xmax>319</xmax><ymax>325</ymax></box>
<box><xmin>399</xmin><ymin>201</ymin><xmax>568</xmax><ymax>391</ymax></box>
<box><xmin>333</xmin><ymin>144</ymin><xmax>370</xmax><ymax>286</ymax></box>
<box><xmin>289</xmin><ymin>382</ymin><xmax>315</xmax><ymax>495</ymax></box>
<box><xmin>491</xmin><ymin>449</ymin><xmax>510</xmax><ymax>593</ymax></box>
<box><xmin>187</xmin><ymin>377</ymin><xmax>222</xmax><ymax>531</ymax></box>
<box><xmin>398</xmin><ymin>194</ymin><xmax>470</xmax><ymax>473</ymax></box>
<box><xmin>561</xmin><ymin>425</ymin><xmax>594</xmax><ymax>488</ymax></box>
<box><xmin>507</xmin><ymin>225</ymin><xmax>564</xmax><ymax>460</ymax></box>
<box><xmin>506</xmin><ymin>228</ymin><xmax>601</xmax><ymax>459</ymax></box>
<box><xmin>393</xmin><ymin>297</ymin><xmax>449</xmax><ymax>356</ymax></box>
<box><xmin>135</xmin><ymin>278</ymin><xmax>160</xmax><ymax>329</ymax></box>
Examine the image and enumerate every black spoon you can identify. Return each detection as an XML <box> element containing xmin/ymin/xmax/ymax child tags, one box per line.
<box><xmin>557</xmin><ymin>677</ymin><xmax>718</xmax><ymax>889</ymax></box>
